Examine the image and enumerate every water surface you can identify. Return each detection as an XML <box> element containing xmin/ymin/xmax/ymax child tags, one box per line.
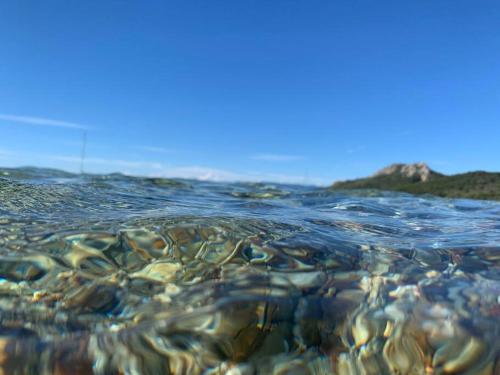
<box><xmin>0</xmin><ymin>168</ymin><xmax>499</xmax><ymax>374</ymax></box>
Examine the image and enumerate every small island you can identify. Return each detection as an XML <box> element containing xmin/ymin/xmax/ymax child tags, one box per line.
<box><xmin>330</xmin><ymin>163</ymin><xmax>500</xmax><ymax>201</ymax></box>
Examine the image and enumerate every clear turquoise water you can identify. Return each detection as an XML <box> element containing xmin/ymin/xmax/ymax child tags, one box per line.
<box><xmin>0</xmin><ymin>167</ymin><xmax>499</xmax><ymax>374</ymax></box>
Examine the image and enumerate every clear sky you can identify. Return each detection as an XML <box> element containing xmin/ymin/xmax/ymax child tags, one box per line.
<box><xmin>1</xmin><ymin>1</ymin><xmax>499</xmax><ymax>185</ymax></box>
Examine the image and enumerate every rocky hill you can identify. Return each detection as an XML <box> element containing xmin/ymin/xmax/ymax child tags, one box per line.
<box><xmin>331</xmin><ymin>163</ymin><xmax>500</xmax><ymax>201</ymax></box>
<box><xmin>372</xmin><ymin>162</ymin><xmax>440</xmax><ymax>182</ymax></box>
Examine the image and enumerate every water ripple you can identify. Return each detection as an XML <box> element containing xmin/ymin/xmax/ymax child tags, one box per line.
<box><xmin>0</xmin><ymin>168</ymin><xmax>499</xmax><ymax>374</ymax></box>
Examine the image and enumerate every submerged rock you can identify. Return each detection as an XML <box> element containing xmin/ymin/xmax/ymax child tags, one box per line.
<box><xmin>0</xmin><ymin>169</ymin><xmax>499</xmax><ymax>373</ymax></box>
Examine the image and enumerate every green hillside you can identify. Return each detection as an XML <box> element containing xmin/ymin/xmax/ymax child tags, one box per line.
<box><xmin>331</xmin><ymin>167</ymin><xmax>500</xmax><ymax>201</ymax></box>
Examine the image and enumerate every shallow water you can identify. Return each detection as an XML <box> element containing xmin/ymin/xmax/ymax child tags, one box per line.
<box><xmin>0</xmin><ymin>167</ymin><xmax>500</xmax><ymax>374</ymax></box>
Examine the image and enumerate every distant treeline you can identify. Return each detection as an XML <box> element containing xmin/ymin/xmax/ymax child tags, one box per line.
<box><xmin>331</xmin><ymin>171</ymin><xmax>500</xmax><ymax>201</ymax></box>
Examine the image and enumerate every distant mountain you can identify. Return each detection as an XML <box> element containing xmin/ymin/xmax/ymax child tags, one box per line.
<box><xmin>0</xmin><ymin>166</ymin><xmax>76</xmax><ymax>179</ymax></box>
<box><xmin>331</xmin><ymin>163</ymin><xmax>500</xmax><ymax>201</ymax></box>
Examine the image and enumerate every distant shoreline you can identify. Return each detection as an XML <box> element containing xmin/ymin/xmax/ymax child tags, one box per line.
<box><xmin>330</xmin><ymin>163</ymin><xmax>500</xmax><ymax>201</ymax></box>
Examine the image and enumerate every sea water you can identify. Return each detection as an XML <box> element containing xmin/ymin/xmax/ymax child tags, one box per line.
<box><xmin>0</xmin><ymin>168</ymin><xmax>499</xmax><ymax>374</ymax></box>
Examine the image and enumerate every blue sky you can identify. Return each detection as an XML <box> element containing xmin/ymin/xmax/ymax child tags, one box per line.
<box><xmin>1</xmin><ymin>1</ymin><xmax>499</xmax><ymax>185</ymax></box>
